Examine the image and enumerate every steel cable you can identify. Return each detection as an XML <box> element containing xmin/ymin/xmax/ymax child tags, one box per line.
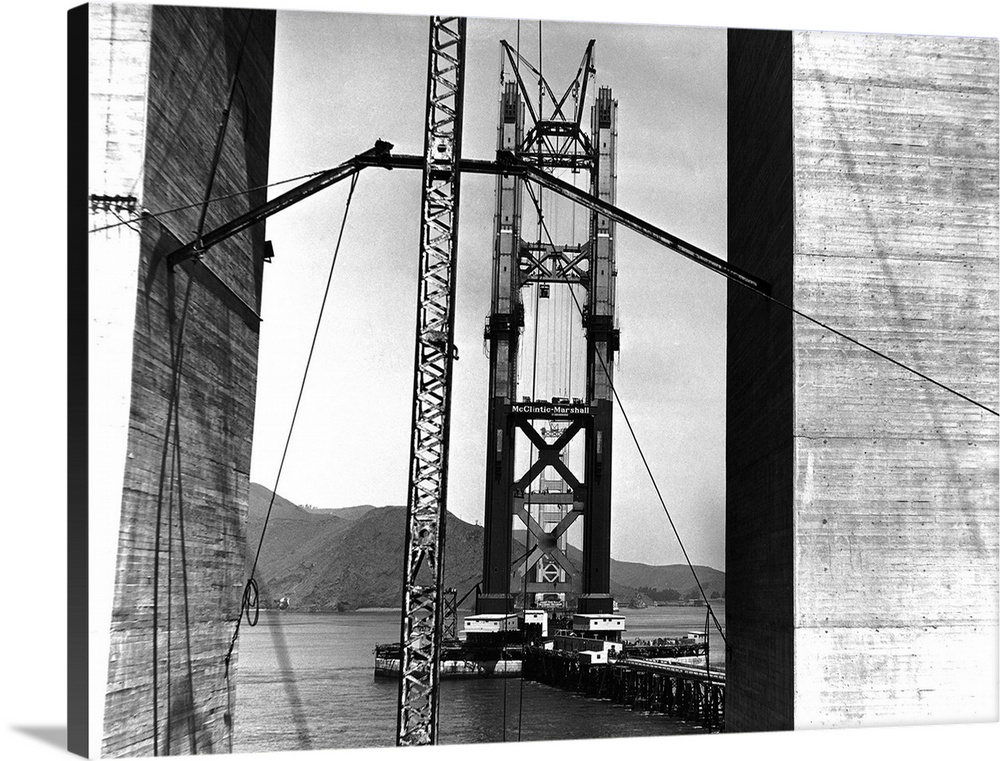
<box><xmin>524</xmin><ymin>186</ymin><xmax>728</xmax><ymax>644</ymax></box>
<box><xmin>88</xmin><ymin>167</ymin><xmax>339</xmax><ymax>235</ymax></box>
<box><xmin>224</xmin><ymin>172</ymin><xmax>361</xmax><ymax>672</ymax></box>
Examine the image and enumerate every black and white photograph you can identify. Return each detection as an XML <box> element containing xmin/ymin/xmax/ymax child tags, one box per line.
<box><xmin>4</xmin><ymin>1</ymin><xmax>1000</xmax><ymax>760</ymax></box>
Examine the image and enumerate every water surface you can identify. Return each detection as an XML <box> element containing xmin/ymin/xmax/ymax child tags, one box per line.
<box><xmin>234</xmin><ymin>604</ymin><xmax>725</xmax><ymax>751</ymax></box>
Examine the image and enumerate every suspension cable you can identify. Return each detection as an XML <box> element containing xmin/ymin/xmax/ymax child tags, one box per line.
<box><xmin>522</xmin><ymin>156</ymin><xmax>998</xmax><ymax>637</ymax></box>
<box><xmin>155</xmin><ymin>41</ymin><xmax>256</xmax><ymax>742</ymax></box>
<box><xmin>524</xmin><ymin>187</ymin><xmax>728</xmax><ymax>643</ymax></box>
<box><xmin>517</xmin><ymin>565</ymin><xmax>528</xmax><ymax>741</ymax></box>
<box><xmin>763</xmin><ymin>291</ymin><xmax>998</xmax><ymax>417</ymax></box>
<box><xmin>224</xmin><ymin>172</ymin><xmax>361</xmax><ymax>670</ymax></box>
<box><xmin>151</xmin><ymin>272</ymin><xmax>196</xmax><ymax>755</ymax></box>
<box><xmin>516</xmin><ymin>160</ymin><xmax>997</xmax><ymax>417</ymax></box>
<box><xmin>193</xmin><ymin>18</ymin><xmax>254</xmax><ymax>246</ymax></box>
<box><xmin>148</xmin><ymin>22</ymin><xmax>256</xmax><ymax>747</ymax></box>
<box><xmin>522</xmin><ymin>59</ymin><xmax>545</xmax><ymax>599</ymax></box>
<box><xmin>88</xmin><ymin>167</ymin><xmax>340</xmax><ymax>235</ymax></box>
<box><xmin>123</xmin><ymin>21</ymin><xmax>226</xmax><ymax>201</ymax></box>
<box><xmin>502</xmin><ymin>543</ymin><xmax>536</xmax><ymax>742</ymax></box>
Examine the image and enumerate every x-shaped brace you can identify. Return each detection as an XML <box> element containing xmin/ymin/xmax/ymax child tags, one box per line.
<box><xmin>510</xmin><ymin>418</ymin><xmax>586</xmax><ymax>579</ymax></box>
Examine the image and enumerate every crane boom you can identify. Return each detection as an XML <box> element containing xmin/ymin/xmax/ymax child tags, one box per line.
<box><xmin>395</xmin><ymin>16</ymin><xmax>467</xmax><ymax>747</ymax></box>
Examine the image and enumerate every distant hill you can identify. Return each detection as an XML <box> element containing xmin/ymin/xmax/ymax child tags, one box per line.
<box><xmin>511</xmin><ymin>531</ymin><xmax>724</xmax><ymax>601</ymax></box>
<box><xmin>299</xmin><ymin>503</ymin><xmax>379</xmax><ymax>521</ymax></box>
<box><xmin>247</xmin><ymin>484</ymin><xmax>481</xmax><ymax>611</ymax></box>
<box><xmin>246</xmin><ymin>484</ymin><xmax>724</xmax><ymax>611</ymax></box>
<box><xmin>245</xmin><ymin>482</ymin><xmax>351</xmax><ymax>586</ymax></box>
<box><xmin>320</xmin><ymin>504</ymin><xmax>378</xmax><ymax>521</ymax></box>
<box><xmin>610</xmin><ymin>560</ymin><xmax>725</xmax><ymax>599</ymax></box>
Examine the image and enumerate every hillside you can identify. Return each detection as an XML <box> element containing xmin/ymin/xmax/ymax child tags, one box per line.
<box><xmin>246</xmin><ymin>484</ymin><xmax>724</xmax><ymax>611</ymax></box>
<box><xmin>321</xmin><ymin>504</ymin><xmax>378</xmax><ymax>521</ymax></box>
<box><xmin>245</xmin><ymin>482</ymin><xmax>352</xmax><ymax>588</ymax></box>
<box><xmin>511</xmin><ymin>530</ymin><xmax>660</xmax><ymax>603</ymax></box>
<box><xmin>610</xmin><ymin>560</ymin><xmax>725</xmax><ymax>599</ymax></box>
<box><xmin>247</xmin><ymin>485</ymin><xmax>483</xmax><ymax>610</ymax></box>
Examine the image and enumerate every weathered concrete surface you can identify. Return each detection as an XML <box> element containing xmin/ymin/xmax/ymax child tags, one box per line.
<box><xmin>727</xmin><ymin>28</ymin><xmax>998</xmax><ymax>731</ymax></box>
<box><xmin>89</xmin><ymin>3</ymin><xmax>150</xmax><ymax>198</ymax></box>
<box><xmin>96</xmin><ymin>5</ymin><xmax>275</xmax><ymax>756</ymax></box>
<box><xmin>791</xmin><ymin>31</ymin><xmax>999</xmax><ymax>728</ymax></box>
<box><xmin>87</xmin><ymin>5</ymin><xmax>151</xmax><ymax>756</ymax></box>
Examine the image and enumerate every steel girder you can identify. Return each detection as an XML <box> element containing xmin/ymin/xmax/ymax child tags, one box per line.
<box><xmin>395</xmin><ymin>16</ymin><xmax>467</xmax><ymax>747</ymax></box>
<box><xmin>477</xmin><ymin>79</ymin><xmax>524</xmax><ymax>615</ymax></box>
<box><xmin>167</xmin><ymin>148</ymin><xmax>769</xmax><ymax>299</ymax></box>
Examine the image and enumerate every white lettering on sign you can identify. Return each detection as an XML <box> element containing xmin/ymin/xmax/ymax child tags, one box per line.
<box><xmin>510</xmin><ymin>403</ymin><xmax>589</xmax><ymax>416</ymax></box>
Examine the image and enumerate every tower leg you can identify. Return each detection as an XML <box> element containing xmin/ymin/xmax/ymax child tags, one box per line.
<box><xmin>478</xmin><ymin>398</ymin><xmax>515</xmax><ymax>613</ymax></box>
<box><xmin>579</xmin><ymin>399</ymin><xmax>614</xmax><ymax>613</ymax></box>
<box><xmin>477</xmin><ymin>82</ymin><xmax>522</xmax><ymax>613</ymax></box>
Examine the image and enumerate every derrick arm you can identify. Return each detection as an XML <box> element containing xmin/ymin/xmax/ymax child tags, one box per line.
<box><xmin>165</xmin><ymin>140</ymin><xmax>396</xmax><ymax>268</ymax></box>
<box><xmin>508</xmin><ymin>157</ymin><xmax>770</xmax><ymax>296</ymax></box>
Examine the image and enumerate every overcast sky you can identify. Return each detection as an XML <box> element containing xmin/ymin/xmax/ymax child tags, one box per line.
<box><xmin>248</xmin><ymin>11</ymin><xmax>729</xmax><ymax>570</ymax></box>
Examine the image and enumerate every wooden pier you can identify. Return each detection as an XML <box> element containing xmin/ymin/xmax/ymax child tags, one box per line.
<box><xmin>522</xmin><ymin>648</ymin><xmax>725</xmax><ymax>729</ymax></box>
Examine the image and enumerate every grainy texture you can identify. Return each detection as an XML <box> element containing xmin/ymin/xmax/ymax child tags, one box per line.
<box><xmin>725</xmin><ymin>28</ymin><xmax>796</xmax><ymax>732</ymax></box>
<box><xmin>89</xmin><ymin>3</ymin><xmax>150</xmax><ymax>197</ymax></box>
<box><xmin>88</xmin><ymin>8</ymin><xmax>151</xmax><ymax>756</ymax></box>
<box><xmin>729</xmin><ymin>28</ymin><xmax>998</xmax><ymax>732</ymax></box>
<box><xmin>99</xmin><ymin>5</ymin><xmax>275</xmax><ymax>756</ymax></box>
<box><xmin>792</xmin><ymin>31</ymin><xmax>999</xmax><ymax>727</ymax></box>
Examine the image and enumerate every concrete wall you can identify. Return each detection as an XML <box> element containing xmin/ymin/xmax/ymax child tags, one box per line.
<box><xmin>727</xmin><ymin>29</ymin><xmax>998</xmax><ymax>731</ymax></box>
<box><xmin>726</xmin><ymin>28</ymin><xmax>796</xmax><ymax>732</ymax></box>
<box><xmin>97</xmin><ymin>5</ymin><xmax>275</xmax><ymax>756</ymax></box>
<box><xmin>791</xmin><ymin>31</ymin><xmax>998</xmax><ymax>728</ymax></box>
<box><xmin>88</xmin><ymin>5</ymin><xmax>151</xmax><ymax>755</ymax></box>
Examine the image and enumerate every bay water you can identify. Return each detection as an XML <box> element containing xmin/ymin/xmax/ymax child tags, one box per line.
<box><xmin>234</xmin><ymin>604</ymin><xmax>726</xmax><ymax>752</ymax></box>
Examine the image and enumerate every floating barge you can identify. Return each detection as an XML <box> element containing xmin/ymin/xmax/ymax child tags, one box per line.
<box><xmin>371</xmin><ymin>604</ymin><xmax>726</xmax><ymax>729</ymax></box>
<box><xmin>374</xmin><ymin>642</ymin><xmax>523</xmax><ymax>679</ymax></box>
<box><xmin>373</xmin><ymin>609</ymin><xmax>708</xmax><ymax>681</ymax></box>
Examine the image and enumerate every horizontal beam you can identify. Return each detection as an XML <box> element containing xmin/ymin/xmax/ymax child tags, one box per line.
<box><xmin>167</xmin><ymin>143</ymin><xmax>770</xmax><ymax>297</ymax></box>
<box><xmin>381</xmin><ymin>152</ymin><xmax>770</xmax><ymax>296</ymax></box>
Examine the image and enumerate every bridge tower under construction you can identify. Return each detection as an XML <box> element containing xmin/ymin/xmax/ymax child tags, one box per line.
<box><xmin>476</xmin><ymin>42</ymin><xmax>621</xmax><ymax>619</ymax></box>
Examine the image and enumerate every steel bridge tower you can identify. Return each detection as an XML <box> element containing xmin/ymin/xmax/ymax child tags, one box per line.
<box><xmin>477</xmin><ymin>42</ymin><xmax>620</xmax><ymax>617</ymax></box>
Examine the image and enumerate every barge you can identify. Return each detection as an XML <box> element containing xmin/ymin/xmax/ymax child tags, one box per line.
<box><xmin>373</xmin><ymin>609</ymin><xmax>707</xmax><ymax>680</ymax></box>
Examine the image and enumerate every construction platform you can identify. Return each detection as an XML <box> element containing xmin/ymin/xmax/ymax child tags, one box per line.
<box><xmin>373</xmin><ymin>609</ymin><xmax>709</xmax><ymax>686</ymax></box>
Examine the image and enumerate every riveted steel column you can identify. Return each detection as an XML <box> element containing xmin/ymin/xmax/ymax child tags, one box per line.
<box><xmin>580</xmin><ymin>87</ymin><xmax>618</xmax><ymax>614</ymax></box>
<box><xmin>479</xmin><ymin>82</ymin><xmax>523</xmax><ymax>614</ymax></box>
